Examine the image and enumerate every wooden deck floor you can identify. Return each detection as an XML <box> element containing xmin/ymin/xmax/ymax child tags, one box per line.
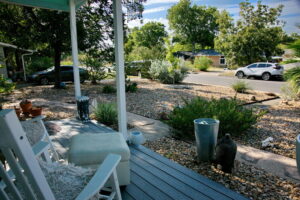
<box><xmin>123</xmin><ymin>145</ymin><xmax>247</xmax><ymax>200</ymax></box>
<box><xmin>49</xmin><ymin>119</ymin><xmax>247</xmax><ymax>200</ymax></box>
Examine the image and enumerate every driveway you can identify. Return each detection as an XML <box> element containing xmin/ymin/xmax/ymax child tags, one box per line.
<box><xmin>183</xmin><ymin>72</ymin><xmax>285</xmax><ymax>94</ymax></box>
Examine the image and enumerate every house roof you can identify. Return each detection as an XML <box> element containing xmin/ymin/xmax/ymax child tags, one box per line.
<box><xmin>194</xmin><ymin>49</ymin><xmax>222</xmax><ymax>56</ymax></box>
<box><xmin>0</xmin><ymin>42</ymin><xmax>34</xmax><ymax>53</ymax></box>
<box><xmin>0</xmin><ymin>0</ymin><xmax>86</xmax><ymax>12</ymax></box>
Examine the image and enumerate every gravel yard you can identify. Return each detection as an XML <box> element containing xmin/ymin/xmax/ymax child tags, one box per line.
<box><xmin>2</xmin><ymin>79</ymin><xmax>299</xmax><ymax>158</ymax></box>
<box><xmin>236</xmin><ymin>101</ymin><xmax>300</xmax><ymax>159</ymax></box>
<box><xmin>144</xmin><ymin>137</ymin><xmax>300</xmax><ymax>200</ymax></box>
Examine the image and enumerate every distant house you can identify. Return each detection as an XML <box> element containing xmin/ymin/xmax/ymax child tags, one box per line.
<box><xmin>174</xmin><ymin>49</ymin><xmax>226</xmax><ymax>67</ymax></box>
<box><xmin>194</xmin><ymin>49</ymin><xmax>226</xmax><ymax>67</ymax></box>
<box><xmin>0</xmin><ymin>42</ymin><xmax>34</xmax><ymax>81</ymax></box>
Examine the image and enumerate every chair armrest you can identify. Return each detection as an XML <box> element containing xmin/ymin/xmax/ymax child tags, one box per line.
<box><xmin>75</xmin><ymin>154</ymin><xmax>121</xmax><ymax>200</ymax></box>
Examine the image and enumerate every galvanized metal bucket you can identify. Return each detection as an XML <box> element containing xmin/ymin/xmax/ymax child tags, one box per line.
<box><xmin>194</xmin><ymin>118</ymin><xmax>219</xmax><ymax>162</ymax></box>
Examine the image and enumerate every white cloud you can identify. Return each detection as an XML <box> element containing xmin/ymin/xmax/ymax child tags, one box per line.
<box><xmin>126</xmin><ymin>17</ymin><xmax>170</xmax><ymax>31</ymax></box>
<box><xmin>144</xmin><ymin>0</ymin><xmax>179</xmax><ymax>6</ymax></box>
<box><xmin>143</xmin><ymin>6</ymin><xmax>168</xmax><ymax>14</ymax></box>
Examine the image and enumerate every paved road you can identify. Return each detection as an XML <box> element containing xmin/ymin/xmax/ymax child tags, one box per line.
<box><xmin>183</xmin><ymin>72</ymin><xmax>285</xmax><ymax>94</ymax></box>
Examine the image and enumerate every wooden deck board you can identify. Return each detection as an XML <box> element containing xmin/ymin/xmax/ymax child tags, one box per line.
<box><xmin>50</xmin><ymin>119</ymin><xmax>248</xmax><ymax>200</ymax></box>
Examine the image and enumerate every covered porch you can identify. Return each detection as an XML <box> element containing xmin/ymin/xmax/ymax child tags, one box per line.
<box><xmin>47</xmin><ymin>118</ymin><xmax>247</xmax><ymax>200</ymax></box>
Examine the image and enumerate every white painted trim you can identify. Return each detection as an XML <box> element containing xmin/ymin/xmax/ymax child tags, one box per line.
<box><xmin>70</xmin><ymin>0</ymin><xmax>81</xmax><ymax>98</ymax></box>
<box><xmin>113</xmin><ymin>0</ymin><xmax>128</xmax><ymax>140</ymax></box>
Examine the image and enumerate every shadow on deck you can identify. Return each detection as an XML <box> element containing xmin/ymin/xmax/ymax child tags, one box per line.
<box><xmin>49</xmin><ymin>119</ymin><xmax>247</xmax><ymax>200</ymax></box>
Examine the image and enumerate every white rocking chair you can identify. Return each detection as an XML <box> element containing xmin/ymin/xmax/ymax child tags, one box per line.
<box><xmin>0</xmin><ymin>109</ymin><xmax>122</xmax><ymax>200</ymax></box>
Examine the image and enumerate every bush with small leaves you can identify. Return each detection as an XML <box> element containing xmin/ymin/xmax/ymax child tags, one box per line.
<box><xmin>94</xmin><ymin>103</ymin><xmax>117</xmax><ymax>126</ymax></box>
<box><xmin>167</xmin><ymin>97</ymin><xmax>263</xmax><ymax>139</ymax></box>
<box><xmin>102</xmin><ymin>85</ymin><xmax>116</xmax><ymax>94</ymax></box>
<box><xmin>231</xmin><ymin>81</ymin><xmax>251</xmax><ymax>93</ymax></box>
<box><xmin>126</xmin><ymin>79</ymin><xmax>138</xmax><ymax>92</ymax></box>
<box><xmin>149</xmin><ymin>60</ymin><xmax>188</xmax><ymax>84</ymax></box>
<box><xmin>194</xmin><ymin>56</ymin><xmax>213</xmax><ymax>71</ymax></box>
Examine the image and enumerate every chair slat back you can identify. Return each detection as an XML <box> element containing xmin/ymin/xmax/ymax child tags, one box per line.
<box><xmin>0</xmin><ymin>109</ymin><xmax>55</xmax><ymax>200</ymax></box>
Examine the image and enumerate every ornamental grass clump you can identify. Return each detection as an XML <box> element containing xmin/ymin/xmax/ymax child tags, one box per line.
<box><xmin>231</xmin><ymin>80</ymin><xmax>251</xmax><ymax>93</ymax></box>
<box><xmin>167</xmin><ymin>97</ymin><xmax>262</xmax><ymax>139</ymax></box>
<box><xmin>94</xmin><ymin>103</ymin><xmax>117</xmax><ymax>126</ymax></box>
<box><xmin>282</xmin><ymin>67</ymin><xmax>300</xmax><ymax>100</ymax></box>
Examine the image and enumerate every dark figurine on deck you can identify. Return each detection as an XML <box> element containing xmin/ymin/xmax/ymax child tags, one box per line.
<box><xmin>215</xmin><ymin>133</ymin><xmax>237</xmax><ymax>173</ymax></box>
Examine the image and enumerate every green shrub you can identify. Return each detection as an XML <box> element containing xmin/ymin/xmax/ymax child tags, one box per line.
<box><xmin>102</xmin><ymin>85</ymin><xmax>116</xmax><ymax>93</ymax></box>
<box><xmin>194</xmin><ymin>56</ymin><xmax>213</xmax><ymax>71</ymax></box>
<box><xmin>167</xmin><ymin>97</ymin><xmax>262</xmax><ymax>139</ymax></box>
<box><xmin>26</xmin><ymin>56</ymin><xmax>53</xmax><ymax>75</ymax></box>
<box><xmin>149</xmin><ymin>60</ymin><xmax>188</xmax><ymax>84</ymax></box>
<box><xmin>94</xmin><ymin>103</ymin><xmax>117</xmax><ymax>126</ymax></box>
<box><xmin>231</xmin><ymin>81</ymin><xmax>251</xmax><ymax>93</ymax></box>
<box><xmin>280</xmin><ymin>59</ymin><xmax>299</xmax><ymax>64</ymax></box>
<box><xmin>125</xmin><ymin>79</ymin><xmax>138</xmax><ymax>92</ymax></box>
<box><xmin>282</xmin><ymin>67</ymin><xmax>300</xmax><ymax>99</ymax></box>
<box><xmin>0</xmin><ymin>75</ymin><xmax>15</xmax><ymax>94</ymax></box>
<box><xmin>125</xmin><ymin>61</ymin><xmax>152</xmax><ymax>79</ymax></box>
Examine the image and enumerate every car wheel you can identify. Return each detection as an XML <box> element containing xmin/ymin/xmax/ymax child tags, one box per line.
<box><xmin>262</xmin><ymin>72</ymin><xmax>271</xmax><ymax>81</ymax></box>
<box><xmin>40</xmin><ymin>77</ymin><xmax>49</xmax><ymax>85</ymax></box>
<box><xmin>236</xmin><ymin>71</ymin><xmax>244</xmax><ymax>79</ymax></box>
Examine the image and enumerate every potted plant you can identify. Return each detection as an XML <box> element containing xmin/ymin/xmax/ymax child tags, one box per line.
<box><xmin>29</xmin><ymin>107</ymin><xmax>42</xmax><ymax>117</ymax></box>
<box><xmin>20</xmin><ymin>99</ymin><xmax>32</xmax><ymax>113</ymax></box>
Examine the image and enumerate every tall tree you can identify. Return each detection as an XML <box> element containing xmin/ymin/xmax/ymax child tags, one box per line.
<box><xmin>167</xmin><ymin>0</ymin><xmax>219</xmax><ymax>52</ymax></box>
<box><xmin>0</xmin><ymin>0</ymin><xmax>146</xmax><ymax>87</ymax></box>
<box><xmin>125</xmin><ymin>22</ymin><xmax>168</xmax><ymax>61</ymax></box>
<box><xmin>215</xmin><ymin>0</ymin><xmax>285</xmax><ymax>66</ymax></box>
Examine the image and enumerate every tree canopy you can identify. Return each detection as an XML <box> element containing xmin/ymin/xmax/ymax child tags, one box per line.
<box><xmin>215</xmin><ymin>0</ymin><xmax>285</xmax><ymax>66</ymax></box>
<box><xmin>167</xmin><ymin>0</ymin><xmax>219</xmax><ymax>51</ymax></box>
<box><xmin>125</xmin><ymin>22</ymin><xmax>168</xmax><ymax>61</ymax></box>
<box><xmin>0</xmin><ymin>0</ymin><xmax>145</xmax><ymax>87</ymax></box>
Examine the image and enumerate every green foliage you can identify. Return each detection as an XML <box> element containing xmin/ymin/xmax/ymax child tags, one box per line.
<box><xmin>167</xmin><ymin>97</ymin><xmax>261</xmax><ymax>139</ymax></box>
<box><xmin>280</xmin><ymin>59</ymin><xmax>299</xmax><ymax>64</ymax></box>
<box><xmin>283</xmin><ymin>67</ymin><xmax>300</xmax><ymax>99</ymax></box>
<box><xmin>102</xmin><ymin>85</ymin><xmax>116</xmax><ymax>94</ymax></box>
<box><xmin>0</xmin><ymin>75</ymin><xmax>15</xmax><ymax>94</ymax></box>
<box><xmin>127</xmin><ymin>46</ymin><xmax>165</xmax><ymax>61</ymax></box>
<box><xmin>125</xmin><ymin>22</ymin><xmax>168</xmax><ymax>61</ymax></box>
<box><xmin>215</xmin><ymin>1</ymin><xmax>285</xmax><ymax>67</ymax></box>
<box><xmin>193</xmin><ymin>56</ymin><xmax>212</xmax><ymax>71</ymax></box>
<box><xmin>125</xmin><ymin>79</ymin><xmax>138</xmax><ymax>93</ymax></box>
<box><xmin>94</xmin><ymin>103</ymin><xmax>117</xmax><ymax>126</ymax></box>
<box><xmin>288</xmin><ymin>39</ymin><xmax>300</xmax><ymax>57</ymax></box>
<box><xmin>125</xmin><ymin>61</ymin><xmax>152</xmax><ymax>79</ymax></box>
<box><xmin>167</xmin><ymin>0</ymin><xmax>219</xmax><ymax>51</ymax></box>
<box><xmin>149</xmin><ymin>60</ymin><xmax>188</xmax><ymax>84</ymax></box>
<box><xmin>134</xmin><ymin>22</ymin><xmax>167</xmax><ymax>48</ymax></box>
<box><xmin>26</xmin><ymin>56</ymin><xmax>53</xmax><ymax>74</ymax></box>
<box><xmin>80</xmin><ymin>55</ymin><xmax>106</xmax><ymax>84</ymax></box>
<box><xmin>231</xmin><ymin>81</ymin><xmax>251</xmax><ymax>93</ymax></box>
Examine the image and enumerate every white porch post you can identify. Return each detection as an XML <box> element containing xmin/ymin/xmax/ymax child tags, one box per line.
<box><xmin>113</xmin><ymin>0</ymin><xmax>128</xmax><ymax>140</ymax></box>
<box><xmin>69</xmin><ymin>0</ymin><xmax>81</xmax><ymax>98</ymax></box>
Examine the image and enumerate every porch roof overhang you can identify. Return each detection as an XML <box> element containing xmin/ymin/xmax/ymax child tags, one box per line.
<box><xmin>0</xmin><ymin>0</ymin><xmax>85</xmax><ymax>11</ymax></box>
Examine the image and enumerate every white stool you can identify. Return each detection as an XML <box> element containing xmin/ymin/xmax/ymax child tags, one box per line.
<box><xmin>68</xmin><ymin>132</ymin><xmax>130</xmax><ymax>185</ymax></box>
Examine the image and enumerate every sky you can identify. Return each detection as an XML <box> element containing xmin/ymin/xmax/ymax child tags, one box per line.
<box><xmin>126</xmin><ymin>0</ymin><xmax>300</xmax><ymax>34</ymax></box>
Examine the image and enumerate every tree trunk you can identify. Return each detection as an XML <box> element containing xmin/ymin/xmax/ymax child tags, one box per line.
<box><xmin>54</xmin><ymin>46</ymin><xmax>62</xmax><ymax>89</ymax></box>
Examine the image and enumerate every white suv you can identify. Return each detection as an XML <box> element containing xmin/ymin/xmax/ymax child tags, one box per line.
<box><xmin>235</xmin><ymin>62</ymin><xmax>283</xmax><ymax>81</ymax></box>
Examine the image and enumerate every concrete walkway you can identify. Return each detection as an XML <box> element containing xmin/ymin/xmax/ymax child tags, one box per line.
<box><xmin>127</xmin><ymin>112</ymin><xmax>300</xmax><ymax>183</ymax></box>
<box><xmin>127</xmin><ymin>112</ymin><xmax>170</xmax><ymax>141</ymax></box>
